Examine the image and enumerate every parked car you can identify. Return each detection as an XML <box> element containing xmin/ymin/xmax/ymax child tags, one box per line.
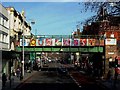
<box><xmin>48</xmin><ymin>59</ymin><xmax>52</xmax><ymax>63</ymax></box>
<box><xmin>43</xmin><ymin>63</ymin><xmax>49</xmax><ymax>67</ymax></box>
<box><xmin>57</xmin><ymin>66</ymin><xmax>68</xmax><ymax>75</ymax></box>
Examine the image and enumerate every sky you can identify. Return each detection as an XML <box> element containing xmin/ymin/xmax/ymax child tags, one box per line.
<box><xmin>2</xmin><ymin>2</ymin><xmax>97</xmax><ymax>35</ymax></box>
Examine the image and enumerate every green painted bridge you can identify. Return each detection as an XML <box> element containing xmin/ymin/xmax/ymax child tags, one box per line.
<box><xmin>16</xmin><ymin>35</ymin><xmax>105</xmax><ymax>53</ymax></box>
<box><xmin>16</xmin><ymin>46</ymin><xmax>104</xmax><ymax>52</ymax></box>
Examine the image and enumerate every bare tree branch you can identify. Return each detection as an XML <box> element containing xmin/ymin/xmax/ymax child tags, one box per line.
<box><xmin>79</xmin><ymin>1</ymin><xmax>120</xmax><ymax>25</ymax></box>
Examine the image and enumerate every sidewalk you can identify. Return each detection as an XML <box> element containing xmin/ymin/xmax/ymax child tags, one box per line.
<box><xmin>78</xmin><ymin>69</ymin><xmax>120</xmax><ymax>90</ymax></box>
<box><xmin>1</xmin><ymin>71</ymin><xmax>37</xmax><ymax>90</ymax></box>
<box><xmin>62</xmin><ymin>64</ymin><xmax>74</xmax><ymax>68</ymax></box>
<box><xmin>98</xmin><ymin>75</ymin><xmax>120</xmax><ymax>90</ymax></box>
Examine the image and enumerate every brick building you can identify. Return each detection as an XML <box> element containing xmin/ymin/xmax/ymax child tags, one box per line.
<box><xmin>82</xmin><ymin>11</ymin><xmax>120</xmax><ymax>76</ymax></box>
<box><xmin>82</xmin><ymin>16</ymin><xmax>120</xmax><ymax>60</ymax></box>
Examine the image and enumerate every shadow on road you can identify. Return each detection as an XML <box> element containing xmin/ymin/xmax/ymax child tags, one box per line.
<box><xmin>15</xmin><ymin>83</ymin><xmax>80</xmax><ymax>90</ymax></box>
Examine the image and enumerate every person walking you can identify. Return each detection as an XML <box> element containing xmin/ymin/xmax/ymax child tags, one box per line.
<box><xmin>113</xmin><ymin>65</ymin><xmax>119</xmax><ymax>88</ymax></box>
<box><xmin>2</xmin><ymin>73</ymin><xmax>7</xmax><ymax>87</ymax></box>
<box><xmin>16</xmin><ymin>68</ymin><xmax>20</xmax><ymax>77</ymax></box>
<box><xmin>107</xmin><ymin>68</ymin><xmax>113</xmax><ymax>81</ymax></box>
<box><xmin>113</xmin><ymin>56</ymin><xmax>119</xmax><ymax>87</ymax></box>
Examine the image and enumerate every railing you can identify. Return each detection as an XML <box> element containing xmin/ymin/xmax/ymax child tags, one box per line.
<box><xmin>20</xmin><ymin>35</ymin><xmax>105</xmax><ymax>39</ymax></box>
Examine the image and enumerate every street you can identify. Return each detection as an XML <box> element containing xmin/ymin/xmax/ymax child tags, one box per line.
<box><xmin>15</xmin><ymin>71</ymin><xmax>79</xmax><ymax>90</ymax></box>
<box><xmin>14</xmin><ymin>67</ymin><xmax>109</xmax><ymax>90</ymax></box>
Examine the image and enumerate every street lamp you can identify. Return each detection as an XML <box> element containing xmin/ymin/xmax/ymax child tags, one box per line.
<box><xmin>30</xmin><ymin>20</ymin><xmax>35</xmax><ymax>70</ymax></box>
<box><xmin>20</xmin><ymin>10</ymin><xmax>25</xmax><ymax>80</ymax></box>
<box><xmin>27</xmin><ymin>19</ymin><xmax>36</xmax><ymax>35</ymax></box>
<box><xmin>26</xmin><ymin>19</ymin><xmax>35</xmax><ymax>72</ymax></box>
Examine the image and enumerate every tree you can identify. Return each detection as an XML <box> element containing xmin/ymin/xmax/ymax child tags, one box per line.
<box><xmin>79</xmin><ymin>1</ymin><xmax>120</xmax><ymax>24</ymax></box>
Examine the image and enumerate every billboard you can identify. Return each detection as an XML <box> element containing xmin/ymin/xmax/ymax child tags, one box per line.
<box><xmin>88</xmin><ymin>39</ymin><xmax>95</xmax><ymax>46</ymax></box>
<box><xmin>63</xmin><ymin>39</ymin><xmax>71</xmax><ymax>46</ymax></box>
<box><xmin>45</xmin><ymin>38</ymin><xmax>52</xmax><ymax>46</ymax></box>
<box><xmin>55</xmin><ymin>38</ymin><xmax>62</xmax><ymax>46</ymax></box>
<box><xmin>36</xmin><ymin>37</ymin><xmax>45</xmax><ymax>46</ymax></box>
<box><xmin>20</xmin><ymin>39</ymin><xmax>30</xmax><ymax>46</ymax></box>
<box><xmin>30</xmin><ymin>39</ymin><xmax>36</xmax><ymax>46</ymax></box>
<box><xmin>19</xmin><ymin>37</ymin><xmax>105</xmax><ymax>47</ymax></box>
<box><xmin>80</xmin><ymin>39</ymin><xmax>87</xmax><ymax>46</ymax></box>
<box><xmin>73</xmin><ymin>39</ymin><xmax>80</xmax><ymax>46</ymax></box>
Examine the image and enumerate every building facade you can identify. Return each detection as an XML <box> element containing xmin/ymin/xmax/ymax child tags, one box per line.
<box><xmin>6</xmin><ymin>7</ymin><xmax>32</xmax><ymax>76</ymax></box>
<box><xmin>0</xmin><ymin>4</ymin><xmax>32</xmax><ymax>80</ymax></box>
<box><xmin>82</xmin><ymin>13</ymin><xmax>120</xmax><ymax>76</ymax></box>
<box><xmin>0</xmin><ymin>4</ymin><xmax>10</xmax><ymax>51</ymax></box>
<box><xmin>6</xmin><ymin>7</ymin><xmax>31</xmax><ymax>50</ymax></box>
<box><xmin>0</xmin><ymin>4</ymin><xmax>10</xmax><ymax>79</ymax></box>
<box><xmin>82</xmin><ymin>16</ymin><xmax>120</xmax><ymax>60</ymax></box>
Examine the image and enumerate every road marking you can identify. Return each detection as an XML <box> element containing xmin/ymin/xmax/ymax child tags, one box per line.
<box><xmin>69</xmin><ymin>74</ymin><xmax>82</xmax><ymax>88</ymax></box>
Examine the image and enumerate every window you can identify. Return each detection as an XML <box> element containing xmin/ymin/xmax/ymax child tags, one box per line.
<box><xmin>1</xmin><ymin>17</ymin><xmax>3</xmax><ymax>25</ymax></box>
<box><xmin>0</xmin><ymin>34</ymin><xmax>1</xmax><ymax>41</ymax></box>
<box><xmin>0</xmin><ymin>17</ymin><xmax>1</xmax><ymax>24</ymax></box>
<box><xmin>4</xmin><ymin>19</ymin><xmax>6</xmax><ymax>26</ymax></box>
<box><xmin>2</xmin><ymin>18</ymin><xmax>4</xmax><ymax>26</ymax></box>
<box><xmin>6</xmin><ymin>35</ymin><xmax>8</xmax><ymax>43</ymax></box>
<box><xmin>2</xmin><ymin>34</ymin><xmax>4</xmax><ymax>42</ymax></box>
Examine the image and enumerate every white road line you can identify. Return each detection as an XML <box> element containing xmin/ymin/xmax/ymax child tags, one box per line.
<box><xmin>69</xmin><ymin>74</ymin><xmax>82</xmax><ymax>88</ymax></box>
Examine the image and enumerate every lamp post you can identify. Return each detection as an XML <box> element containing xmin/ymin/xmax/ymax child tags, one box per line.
<box><xmin>26</xmin><ymin>19</ymin><xmax>35</xmax><ymax>72</ymax></box>
<box><xmin>30</xmin><ymin>20</ymin><xmax>35</xmax><ymax>70</ymax></box>
<box><xmin>20</xmin><ymin>10</ymin><xmax>25</xmax><ymax>80</ymax></box>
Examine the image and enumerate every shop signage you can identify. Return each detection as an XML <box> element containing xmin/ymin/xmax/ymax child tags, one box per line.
<box><xmin>105</xmin><ymin>38</ymin><xmax>116</xmax><ymax>45</ymax></box>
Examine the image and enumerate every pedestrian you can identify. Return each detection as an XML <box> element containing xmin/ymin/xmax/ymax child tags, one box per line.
<box><xmin>16</xmin><ymin>68</ymin><xmax>20</xmax><ymax>77</ymax></box>
<box><xmin>2</xmin><ymin>73</ymin><xmax>7</xmax><ymax>87</ymax></box>
<box><xmin>107</xmin><ymin>68</ymin><xmax>113</xmax><ymax>81</ymax></box>
<box><xmin>113</xmin><ymin>67</ymin><xmax>119</xmax><ymax>87</ymax></box>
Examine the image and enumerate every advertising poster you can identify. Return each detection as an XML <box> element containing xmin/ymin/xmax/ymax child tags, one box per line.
<box><xmin>20</xmin><ymin>39</ymin><xmax>23</xmax><ymax>46</ymax></box>
<box><xmin>100</xmin><ymin>39</ymin><xmax>104</xmax><ymax>46</ymax></box>
<box><xmin>20</xmin><ymin>39</ymin><xmax>30</xmax><ymax>46</ymax></box>
<box><xmin>63</xmin><ymin>39</ymin><xmax>71</xmax><ymax>46</ymax></box>
<box><xmin>52</xmin><ymin>39</ymin><xmax>55</xmax><ymax>46</ymax></box>
<box><xmin>80</xmin><ymin>39</ymin><xmax>87</xmax><ymax>46</ymax></box>
<box><xmin>45</xmin><ymin>38</ymin><xmax>52</xmax><ymax>46</ymax></box>
<box><xmin>95</xmin><ymin>39</ymin><xmax>100</xmax><ymax>46</ymax></box>
<box><xmin>37</xmin><ymin>37</ymin><xmax>45</xmax><ymax>46</ymax></box>
<box><xmin>36</xmin><ymin>39</ymin><xmax>39</xmax><ymax>46</ymax></box>
<box><xmin>88</xmin><ymin>39</ymin><xmax>96</xmax><ymax>46</ymax></box>
<box><xmin>55</xmin><ymin>38</ymin><xmax>62</xmax><ymax>46</ymax></box>
<box><xmin>73</xmin><ymin>39</ymin><xmax>79</xmax><ymax>46</ymax></box>
<box><xmin>30</xmin><ymin>39</ymin><xmax>36</xmax><ymax>46</ymax></box>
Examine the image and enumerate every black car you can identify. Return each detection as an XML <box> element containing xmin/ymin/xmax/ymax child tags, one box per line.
<box><xmin>57</xmin><ymin>66</ymin><xmax>68</xmax><ymax>75</ymax></box>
